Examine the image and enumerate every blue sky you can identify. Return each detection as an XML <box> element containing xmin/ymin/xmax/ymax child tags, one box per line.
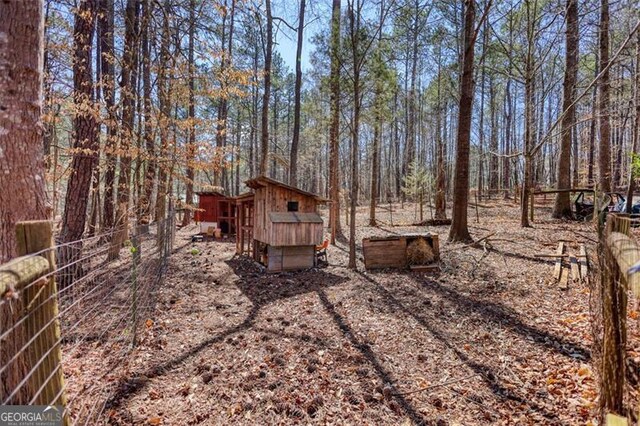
<box><xmin>271</xmin><ymin>0</ymin><xmax>328</xmax><ymax>73</ymax></box>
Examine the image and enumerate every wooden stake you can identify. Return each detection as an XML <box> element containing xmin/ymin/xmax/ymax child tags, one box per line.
<box><xmin>15</xmin><ymin>221</ymin><xmax>68</xmax><ymax>423</ymax></box>
<box><xmin>570</xmin><ymin>255</ymin><xmax>580</xmax><ymax>282</ymax></box>
<box><xmin>579</xmin><ymin>245</ymin><xmax>588</xmax><ymax>283</ymax></box>
<box><xmin>553</xmin><ymin>242</ymin><xmax>564</xmax><ymax>281</ymax></box>
<box><xmin>559</xmin><ymin>266</ymin><xmax>569</xmax><ymax>290</ymax></box>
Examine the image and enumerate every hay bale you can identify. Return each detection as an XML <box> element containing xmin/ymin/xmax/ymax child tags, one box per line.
<box><xmin>407</xmin><ymin>237</ymin><xmax>435</xmax><ymax>265</ymax></box>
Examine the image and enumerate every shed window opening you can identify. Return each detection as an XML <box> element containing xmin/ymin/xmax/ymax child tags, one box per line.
<box><xmin>287</xmin><ymin>201</ymin><xmax>299</xmax><ymax>212</ymax></box>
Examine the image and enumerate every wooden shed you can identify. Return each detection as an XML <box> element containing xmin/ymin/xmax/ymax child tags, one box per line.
<box><xmin>245</xmin><ymin>176</ymin><xmax>327</xmax><ymax>272</ymax></box>
<box><xmin>194</xmin><ymin>191</ymin><xmax>236</xmax><ymax>235</ymax></box>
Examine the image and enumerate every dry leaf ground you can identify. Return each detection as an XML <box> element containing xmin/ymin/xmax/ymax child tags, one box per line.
<box><xmin>100</xmin><ymin>200</ymin><xmax>623</xmax><ymax>425</ymax></box>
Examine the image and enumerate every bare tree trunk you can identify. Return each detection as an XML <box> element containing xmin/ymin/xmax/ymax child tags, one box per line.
<box><xmin>100</xmin><ymin>0</ymin><xmax>117</xmax><ymax>232</ymax></box>
<box><xmin>488</xmin><ymin>74</ymin><xmax>499</xmax><ymax>192</ymax></box>
<box><xmin>348</xmin><ymin>0</ymin><xmax>361</xmax><ymax>269</ymax></box>
<box><xmin>259</xmin><ymin>0</ymin><xmax>272</xmax><ymax>176</ymax></box>
<box><xmin>402</xmin><ymin>0</ymin><xmax>419</xmax><ymax>181</ymax></box>
<box><xmin>111</xmin><ymin>0</ymin><xmax>140</xmax><ymax>258</ymax></box>
<box><xmin>369</xmin><ymin>0</ymin><xmax>383</xmax><ymax>227</ymax></box>
<box><xmin>329</xmin><ymin>0</ymin><xmax>343</xmax><ymax>243</ymax></box>
<box><xmin>88</xmin><ymin>25</ymin><xmax>102</xmax><ymax>238</ymax></box>
<box><xmin>0</xmin><ymin>0</ymin><xmax>48</xmax><ymax>403</ymax></box>
<box><xmin>435</xmin><ymin>39</ymin><xmax>446</xmax><ymax>219</ymax></box>
<box><xmin>215</xmin><ymin>0</ymin><xmax>236</xmax><ymax>189</ymax></box>
<box><xmin>598</xmin><ymin>0</ymin><xmax>612</xmax><ymax>192</ymax></box>
<box><xmin>448</xmin><ymin>0</ymin><xmax>476</xmax><ymax>242</ymax></box>
<box><xmin>139</xmin><ymin>0</ymin><xmax>155</xmax><ymax>225</ymax></box>
<box><xmin>552</xmin><ymin>0</ymin><xmax>578</xmax><ymax>218</ymax></box>
<box><xmin>289</xmin><ymin>0</ymin><xmax>305</xmax><ymax>186</ymax></box>
<box><xmin>183</xmin><ymin>0</ymin><xmax>196</xmax><ymax>226</ymax></box>
<box><xmin>61</xmin><ymin>0</ymin><xmax>99</xmax><ymax>247</ymax></box>
<box><xmin>520</xmin><ymin>0</ymin><xmax>537</xmax><ymax>228</ymax></box>
<box><xmin>626</xmin><ymin>31</ymin><xmax>640</xmax><ymax>212</ymax></box>
<box><xmin>156</xmin><ymin>1</ymin><xmax>171</xmax><ymax>241</ymax></box>
<box><xmin>235</xmin><ymin>107</ymin><xmax>241</xmax><ymax>195</ymax></box>
<box><xmin>249</xmin><ymin>28</ymin><xmax>259</xmax><ymax>178</ymax></box>
<box><xmin>503</xmin><ymin>79</ymin><xmax>512</xmax><ymax>194</ymax></box>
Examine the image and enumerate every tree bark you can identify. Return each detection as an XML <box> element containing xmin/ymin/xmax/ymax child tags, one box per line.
<box><xmin>448</xmin><ymin>0</ymin><xmax>476</xmax><ymax>242</ymax></box>
<box><xmin>435</xmin><ymin>39</ymin><xmax>446</xmax><ymax>219</ymax></box>
<box><xmin>329</xmin><ymin>0</ymin><xmax>343</xmax><ymax>243</ymax></box>
<box><xmin>369</xmin><ymin>0</ymin><xmax>383</xmax><ymax>227</ymax></box>
<box><xmin>552</xmin><ymin>0</ymin><xmax>578</xmax><ymax>218</ymax></box>
<box><xmin>626</xmin><ymin>31</ymin><xmax>640</xmax><ymax>213</ymax></box>
<box><xmin>60</xmin><ymin>0</ymin><xmax>99</xmax><ymax>249</ymax></box>
<box><xmin>100</xmin><ymin>0</ymin><xmax>117</xmax><ymax>232</ymax></box>
<box><xmin>289</xmin><ymin>0</ymin><xmax>305</xmax><ymax>186</ymax></box>
<box><xmin>111</xmin><ymin>0</ymin><xmax>140</xmax><ymax>258</ymax></box>
<box><xmin>139</xmin><ymin>0</ymin><xmax>155</xmax><ymax>225</ymax></box>
<box><xmin>348</xmin><ymin>0</ymin><xmax>361</xmax><ymax>269</ymax></box>
<box><xmin>0</xmin><ymin>0</ymin><xmax>48</xmax><ymax>403</ymax></box>
<box><xmin>598</xmin><ymin>0</ymin><xmax>612</xmax><ymax>192</ymax></box>
<box><xmin>259</xmin><ymin>0</ymin><xmax>273</xmax><ymax>176</ymax></box>
<box><xmin>520</xmin><ymin>0</ymin><xmax>537</xmax><ymax>228</ymax></box>
<box><xmin>183</xmin><ymin>0</ymin><xmax>196</xmax><ymax>226</ymax></box>
<box><xmin>402</xmin><ymin>0</ymin><xmax>419</xmax><ymax>181</ymax></box>
<box><xmin>156</xmin><ymin>0</ymin><xmax>171</xmax><ymax>242</ymax></box>
<box><xmin>215</xmin><ymin>0</ymin><xmax>236</xmax><ymax>189</ymax></box>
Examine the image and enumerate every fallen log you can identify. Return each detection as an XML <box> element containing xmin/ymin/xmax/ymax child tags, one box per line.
<box><xmin>412</xmin><ymin>218</ymin><xmax>452</xmax><ymax>226</ymax></box>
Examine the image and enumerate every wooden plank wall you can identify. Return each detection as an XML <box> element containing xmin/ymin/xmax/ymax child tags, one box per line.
<box><xmin>363</xmin><ymin>237</ymin><xmax>408</xmax><ymax>269</ymax></box>
<box><xmin>362</xmin><ymin>235</ymin><xmax>440</xmax><ymax>270</ymax></box>
<box><xmin>269</xmin><ymin>222</ymin><xmax>323</xmax><ymax>246</ymax></box>
<box><xmin>195</xmin><ymin>195</ymin><xmax>220</xmax><ymax>222</ymax></box>
<box><xmin>267</xmin><ymin>245</ymin><xmax>315</xmax><ymax>272</ymax></box>
<box><xmin>254</xmin><ymin>184</ymin><xmax>321</xmax><ymax>246</ymax></box>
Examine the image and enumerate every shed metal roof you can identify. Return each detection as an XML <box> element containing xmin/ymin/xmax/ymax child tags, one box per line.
<box><xmin>269</xmin><ymin>212</ymin><xmax>323</xmax><ymax>224</ymax></box>
<box><xmin>245</xmin><ymin>176</ymin><xmax>328</xmax><ymax>202</ymax></box>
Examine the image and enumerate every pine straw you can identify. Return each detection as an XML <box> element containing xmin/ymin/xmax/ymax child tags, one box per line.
<box><xmin>406</xmin><ymin>237</ymin><xmax>435</xmax><ymax>265</ymax></box>
<box><xmin>101</xmin><ymin>204</ymin><xmax>612</xmax><ymax>425</ymax></box>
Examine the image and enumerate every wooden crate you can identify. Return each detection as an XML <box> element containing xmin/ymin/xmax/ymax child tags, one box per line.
<box><xmin>362</xmin><ymin>234</ymin><xmax>439</xmax><ymax>270</ymax></box>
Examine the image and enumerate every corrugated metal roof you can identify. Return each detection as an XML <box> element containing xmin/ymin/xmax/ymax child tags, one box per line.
<box><xmin>245</xmin><ymin>176</ymin><xmax>329</xmax><ymax>202</ymax></box>
<box><xmin>196</xmin><ymin>191</ymin><xmax>226</xmax><ymax>197</ymax></box>
<box><xmin>269</xmin><ymin>212</ymin><xmax>323</xmax><ymax>223</ymax></box>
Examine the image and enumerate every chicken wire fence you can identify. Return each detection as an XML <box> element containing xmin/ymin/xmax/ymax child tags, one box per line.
<box><xmin>0</xmin><ymin>215</ymin><xmax>175</xmax><ymax>424</ymax></box>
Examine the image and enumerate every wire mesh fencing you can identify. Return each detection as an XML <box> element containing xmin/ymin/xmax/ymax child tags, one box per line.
<box><xmin>0</xmin><ymin>215</ymin><xmax>175</xmax><ymax>424</ymax></box>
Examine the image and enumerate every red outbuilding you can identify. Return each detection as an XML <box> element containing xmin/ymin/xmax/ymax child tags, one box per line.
<box><xmin>194</xmin><ymin>191</ymin><xmax>236</xmax><ymax>235</ymax></box>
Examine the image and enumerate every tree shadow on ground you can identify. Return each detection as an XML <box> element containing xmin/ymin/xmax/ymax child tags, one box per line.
<box><xmin>226</xmin><ymin>256</ymin><xmax>349</xmax><ymax>306</ymax></box>
<box><xmin>105</xmin><ymin>255</ymin><xmax>348</xmax><ymax>412</ymax></box>
<box><xmin>316</xmin><ymin>289</ymin><xmax>429</xmax><ymax>425</ymax></box>
<box><xmin>484</xmin><ymin>245</ymin><xmax>559</xmax><ymax>266</ymax></box>
<box><xmin>356</xmin><ymin>270</ymin><xmax>570</xmax><ymax>422</ymax></box>
<box><xmin>410</xmin><ymin>275</ymin><xmax>591</xmax><ymax>361</ymax></box>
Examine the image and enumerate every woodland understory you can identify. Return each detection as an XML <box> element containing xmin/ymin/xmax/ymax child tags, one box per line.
<box><xmin>82</xmin><ymin>202</ymin><xmax>637</xmax><ymax>426</ymax></box>
<box><xmin>3</xmin><ymin>0</ymin><xmax>640</xmax><ymax>423</ymax></box>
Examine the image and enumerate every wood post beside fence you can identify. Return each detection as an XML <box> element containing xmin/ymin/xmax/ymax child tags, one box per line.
<box><xmin>600</xmin><ymin>215</ymin><xmax>637</xmax><ymax>422</ymax></box>
<box><xmin>15</xmin><ymin>221</ymin><xmax>69</xmax><ymax>423</ymax></box>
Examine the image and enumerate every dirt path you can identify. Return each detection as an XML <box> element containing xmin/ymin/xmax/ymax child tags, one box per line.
<box><xmin>105</xmin><ymin>203</ymin><xmax>601</xmax><ymax>425</ymax></box>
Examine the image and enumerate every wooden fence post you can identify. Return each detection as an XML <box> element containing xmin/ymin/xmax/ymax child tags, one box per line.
<box><xmin>599</xmin><ymin>216</ymin><xmax>633</xmax><ymax>418</ymax></box>
<box><xmin>15</xmin><ymin>221</ymin><xmax>68</xmax><ymax>423</ymax></box>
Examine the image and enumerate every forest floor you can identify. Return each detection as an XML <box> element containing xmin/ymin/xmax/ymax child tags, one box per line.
<box><xmin>102</xmin><ymin>199</ymin><xmax>639</xmax><ymax>425</ymax></box>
